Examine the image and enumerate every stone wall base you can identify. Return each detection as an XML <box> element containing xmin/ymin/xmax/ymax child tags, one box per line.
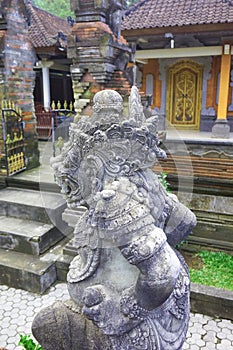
<box><xmin>191</xmin><ymin>283</ymin><xmax>233</xmax><ymax>321</ymax></box>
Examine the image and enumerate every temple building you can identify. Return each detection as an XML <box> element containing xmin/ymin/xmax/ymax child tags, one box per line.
<box><xmin>1</xmin><ymin>0</ymin><xmax>233</xmax><ymax>179</ymax></box>
<box><xmin>0</xmin><ymin>0</ymin><xmax>72</xmax><ymax>176</ymax></box>
<box><xmin>122</xmin><ymin>0</ymin><xmax>233</xmax><ymax>138</ymax></box>
<box><xmin>28</xmin><ymin>3</ymin><xmax>73</xmax><ymax>109</ymax></box>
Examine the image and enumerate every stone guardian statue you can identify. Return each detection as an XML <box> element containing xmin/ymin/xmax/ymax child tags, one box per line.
<box><xmin>32</xmin><ymin>87</ymin><xmax>196</xmax><ymax>350</ymax></box>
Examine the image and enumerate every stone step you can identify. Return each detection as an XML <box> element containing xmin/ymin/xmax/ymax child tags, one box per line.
<box><xmin>187</xmin><ymin>235</ymin><xmax>233</xmax><ymax>252</ymax></box>
<box><xmin>0</xmin><ymin>187</ymin><xmax>67</xmax><ymax>228</ymax></box>
<box><xmin>0</xmin><ymin>249</ymin><xmax>57</xmax><ymax>294</ymax></box>
<box><xmin>187</xmin><ymin>220</ymin><xmax>233</xmax><ymax>251</ymax></box>
<box><xmin>6</xmin><ymin>176</ymin><xmax>60</xmax><ymax>193</ymax></box>
<box><xmin>56</xmin><ymin>253</ymin><xmax>73</xmax><ymax>282</ymax></box>
<box><xmin>0</xmin><ymin>216</ymin><xmax>65</xmax><ymax>255</ymax></box>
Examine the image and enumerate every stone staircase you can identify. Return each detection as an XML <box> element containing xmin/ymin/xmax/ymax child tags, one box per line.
<box><xmin>0</xmin><ymin>186</ymin><xmax>73</xmax><ymax>293</ymax></box>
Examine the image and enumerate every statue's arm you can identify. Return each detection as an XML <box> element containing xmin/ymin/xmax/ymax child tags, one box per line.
<box><xmin>120</xmin><ymin>227</ymin><xmax>181</xmax><ymax>310</ymax></box>
<box><xmin>163</xmin><ymin>193</ymin><xmax>197</xmax><ymax>246</ymax></box>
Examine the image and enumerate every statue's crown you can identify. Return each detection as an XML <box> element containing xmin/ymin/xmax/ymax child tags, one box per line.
<box><xmin>66</xmin><ymin>87</ymin><xmax>166</xmax><ymax>175</ymax></box>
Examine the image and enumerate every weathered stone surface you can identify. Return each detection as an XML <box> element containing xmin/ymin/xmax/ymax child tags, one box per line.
<box><xmin>32</xmin><ymin>87</ymin><xmax>196</xmax><ymax>349</ymax></box>
<box><xmin>179</xmin><ymin>192</ymin><xmax>233</xmax><ymax>250</ymax></box>
<box><xmin>0</xmin><ymin>187</ymin><xmax>67</xmax><ymax>227</ymax></box>
<box><xmin>212</xmin><ymin>119</ymin><xmax>230</xmax><ymax>138</ymax></box>
<box><xmin>67</xmin><ymin>0</ymin><xmax>132</xmax><ymax>118</ymax></box>
<box><xmin>0</xmin><ymin>185</ymin><xmax>71</xmax><ymax>292</ymax></box>
<box><xmin>0</xmin><ymin>249</ymin><xmax>56</xmax><ymax>294</ymax></box>
<box><xmin>0</xmin><ymin>0</ymin><xmax>40</xmax><ymax>171</ymax></box>
<box><xmin>191</xmin><ymin>283</ymin><xmax>233</xmax><ymax>321</ymax></box>
<box><xmin>0</xmin><ymin>216</ymin><xmax>64</xmax><ymax>255</ymax></box>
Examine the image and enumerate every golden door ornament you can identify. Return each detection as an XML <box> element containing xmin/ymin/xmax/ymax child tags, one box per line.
<box><xmin>167</xmin><ymin>60</ymin><xmax>203</xmax><ymax>129</ymax></box>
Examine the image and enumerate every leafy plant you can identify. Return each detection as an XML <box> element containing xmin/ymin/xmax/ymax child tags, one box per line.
<box><xmin>33</xmin><ymin>0</ymin><xmax>74</xmax><ymax>19</ymax></box>
<box><xmin>190</xmin><ymin>250</ymin><xmax>233</xmax><ymax>291</ymax></box>
<box><xmin>18</xmin><ymin>334</ymin><xmax>43</xmax><ymax>350</ymax></box>
<box><xmin>159</xmin><ymin>171</ymin><xmax>171</xmax><ymax>193</ymax></box>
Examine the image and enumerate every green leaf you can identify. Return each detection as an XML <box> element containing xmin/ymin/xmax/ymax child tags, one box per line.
<box><xmin>18</xmin><ymin>334</ymin><xmax>43</xmax><ymax>350</ymax></box>
<box><xmin>159</xmin><ymin>171</ymin><xmax>171</xmax><ymax>193</ymax></box>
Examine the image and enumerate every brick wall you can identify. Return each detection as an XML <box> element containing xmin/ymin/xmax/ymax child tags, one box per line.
<box><xmin>3</xmin><ymin>0</ymin><xmax>39</xmax><ymax>170</ymax></box>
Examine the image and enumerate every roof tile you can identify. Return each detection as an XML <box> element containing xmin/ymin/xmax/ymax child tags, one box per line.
<box><xmin>26</xmin><ymin>3</ymin><xmax>71</xmax><ymax>48</ymax></box>
<box><xmin>122</xmin><ymin>0</ymin><xmax>233</xmax><ymax>30</ymax></box>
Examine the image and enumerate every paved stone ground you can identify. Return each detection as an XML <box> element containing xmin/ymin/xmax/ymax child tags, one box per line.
<box><xmin>0</xmin><ymin>283</ymin><xmax>232</xmax><ymax>350</ymax></box>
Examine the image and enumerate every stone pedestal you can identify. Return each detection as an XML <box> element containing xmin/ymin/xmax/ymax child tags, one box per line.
<box><xmin>211</xmin><ymin>119</ymin><xmax>230</xmax><ymax>138</ymax></box>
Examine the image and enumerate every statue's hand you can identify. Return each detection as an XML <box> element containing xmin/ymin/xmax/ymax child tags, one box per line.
<box><xmin>82</xmin><ymin>285</ymin><xmax>140</xmax><ymax>335</ymax></box>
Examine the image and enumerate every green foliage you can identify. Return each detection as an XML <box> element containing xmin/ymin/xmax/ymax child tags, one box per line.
<box><xmin>159</xmin><ymin>171</ymin><xmax>171</xmax><ymax>193</ymax></box>
<box><xmin>33</xmin><ymin>0</ymin><xmax>74</xmax><ymax>19</ymax></box>
<box><xmin>18</xmin><ymin>334</ymin><xmax>43</xmax><ymax>350</ymax></box>
<box><xmin>32</xmin><ymin>0</ymin><xmax>138</xmax><ymax>17</ymax></box>
<box><xmin>190</xmin><ymin>250</ymin><xmax>233</xmax><ymax>291</ymax></box>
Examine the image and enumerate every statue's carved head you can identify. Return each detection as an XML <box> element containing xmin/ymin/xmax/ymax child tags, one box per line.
<box><xmin>51</xmin><ymin>87</ymin><xmax>166</xmax><ymax>209</ymax></box>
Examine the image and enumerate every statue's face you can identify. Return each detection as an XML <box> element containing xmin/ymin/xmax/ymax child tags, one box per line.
<box><xmin>51</xmin><ymin>144</ymin><xmax>84</xmax><ymax>208</ymax></box>
<box><xmin>53</xmin><ymin>145</ymin><xmax>104</xmax><ymax>209</ymax></box>
<box><xmin>55</xmin><ymin>167</ymin><xmax>83</xmax><ymax>208</ymax></box>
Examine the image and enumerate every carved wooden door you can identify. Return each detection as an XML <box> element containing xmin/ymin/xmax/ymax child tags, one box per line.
<box><xmin>167</xmin><ymin>61</ymin><xmax>203</xmax><ymax>129</ymax></box>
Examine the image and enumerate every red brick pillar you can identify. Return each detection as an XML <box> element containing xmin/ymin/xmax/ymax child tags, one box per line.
<box><xmin>3</xmin><ymin>0</ymin><xmax>39</xmax><ymax>170</ymax></box>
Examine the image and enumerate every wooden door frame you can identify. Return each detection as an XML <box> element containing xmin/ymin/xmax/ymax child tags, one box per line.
<box><xmin>166</xmin><ymin>60</ymin><xmax>203</xmax><ymax>130</ymax></box>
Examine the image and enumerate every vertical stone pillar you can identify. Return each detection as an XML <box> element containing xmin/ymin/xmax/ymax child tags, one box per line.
<box><xmin>212</xmin><ymin>44</ymin><xmax>231</xmax><ymax>138</ymax></box>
